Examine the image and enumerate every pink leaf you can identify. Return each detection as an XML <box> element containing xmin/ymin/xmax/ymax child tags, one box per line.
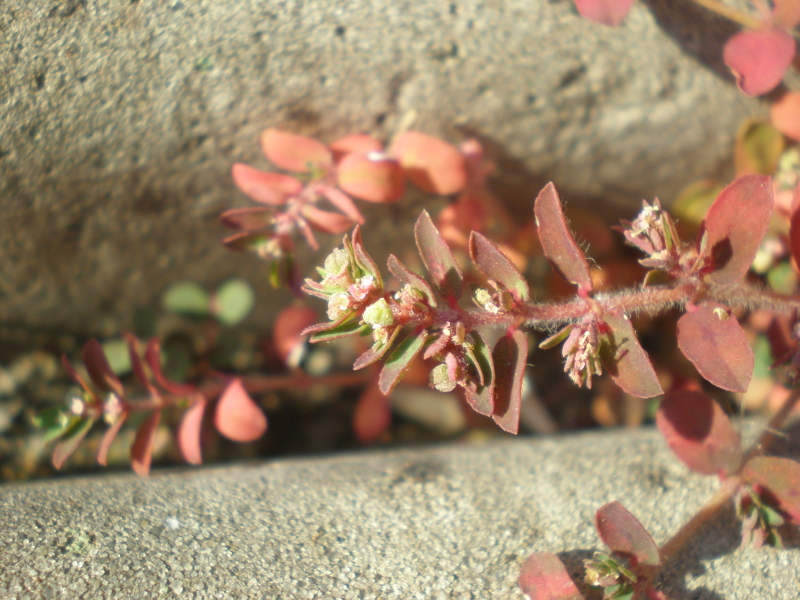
<box><xmin>469</xmin><ymin>231</ymin><xmax>530</xmax><ymax>301</ymax></box>
<box><xmin>415</xmin><ymin>210</ymin><xmax>464</xmax><ymax>303</ymax></box>
<box><xmin>744</xmin><ymin>456</ymin><xmax>800</xmax><ymax>523</ymax></box>
<box><xmin>773</xmin><ymin>0</ymin><xmax>800</xmax><ymax>30</ymax></box>
<box><xmin>723</xmin><ymin>28</ymin><xmax>795</xmax><ymax>97</ymax></box>
<box><xmin>595</xmin><ymin>501</ymin><xmax>661</xmax><ymax>568</ymax></box>
<box><xmin>131</xmin><ymin>410</ymin><xmax>161</xmax><ymax>477</ymax></box>
<box><xmin>317</xmin><ymin>184</ymin><xmax>366</xmax><ymax>224</ymax></box>
<box><xmin>177</xmin><ymin>397</ymin><xmax>206</xmax><ymax>465</ymax></box>
<box><xmin>656</xmin><ymin>389</ymin><xmax>742</xmax><ymax>475</ymax></box>
<box><xmin>301</xmin><ymin>205</ymin><xmax>355</xmax><ymax>235</ymax></box>
<box><xmin>698</xmin><ymin>174</ymin><xmax>773</xmax><ymax>286</ymax></box>
<box><xmin>676</xmin><ymin>303</ymin><xmax>754</xmax><ymax>392</ymax></box>
<box><xmin>573</xmin><ymin>0</ymin><xmax>635</xmax><ymax>26</ymax></box>
<box><xmin>534</xmin><ymin>183</ymin><xmax>593</xmax><ymax>291</ymax></box>
<box><xmin>336</xmin><ymin>152</ymin><xmax>406</xmax><ymax>203</ymax></box>
<box><xmin>219</xmin><ymin>207</ymin><xmax>275</xmax><ymax>232</ymax></box>
<box><xmin>82</xmin><ymin>339</ymin><xmax>124</xmax><ymax>397</ymax></box>
<box><xmin>329</xmin><ymin>133</ymin><xmax>384</xmax><ymax>162</ymax></box>
<box><xmin>260</xmin><ymin>128</ymin><xmax>332</xmax><ymax>173</ymax></box>
<box><xmin>97</xmin><ymin>411</ymin><xmax>129</xmax><ymax>467</ymax></box>
<box><xmin>353</xmin><ymin>383</ymin><xmax>392</xmax><ymax>443</ymax></box>
<box><xmin>390</xmin><ymin>131</ymin><xmax>468</xmax><ymax>195</ymax></box>
<box><xmin>272</xmin><ymin>305</ymin><xmax>318</xmax><ymax>367</ymax></box>
<box><xmin>492</xmin><ymin>330</ymin><xmax>528</xmax><ymax>434</ymax></box>
<box><xmin>213</xmin><ymin>378</ymin><xmax>267</xmax><ymax>442</ymax></box>
<box><xmin>771</xmin><ymin>91</ymin><xmax>800</xmax><ymax>141</ymax></box>
<box><xmin>601</xmin><ymin>313</ymin><xmax>663</xmax><ymax>398</ymax></box>
<box><xmin>231</xmin><ymin>163</ymin><xmax>301</xmax><ymax>205</ymax></box>
<box><xmin>518</xmin><ymin>552</ymin><xmax>585</xmax><ymax>600</ymax></box>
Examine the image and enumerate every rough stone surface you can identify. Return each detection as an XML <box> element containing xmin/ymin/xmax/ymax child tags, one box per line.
<box><xmin>0</xmin><ymin>0</ymin><xmax>764</xmax><ymax>335</ymax></box>
<box><xmin>1</xmin><ymin>427</ymin><xmax>798</xmax><ymax>599</ymax></box>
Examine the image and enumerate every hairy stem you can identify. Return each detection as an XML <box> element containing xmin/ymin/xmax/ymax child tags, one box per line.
<box><xmin>689</xmin><ymin>0</ymin><xmax>762</xmax><ymax>29</ymax></box>
<box><xmin>708</xmin><ymin>281</ymin><xmax>800</xmax><ymax>314</ymax></box>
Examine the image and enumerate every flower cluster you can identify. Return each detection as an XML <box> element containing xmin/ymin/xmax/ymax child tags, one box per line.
<box><xmin>616</xmin><ymin>199</ymin><xmax>682</xmax><ymax>273</ymax></box>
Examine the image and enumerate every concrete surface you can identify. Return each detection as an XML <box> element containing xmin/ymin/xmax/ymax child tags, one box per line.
<box><xmin>1</xmin><ymin>426</ymin><xmax>798</xmax><ymax>599</ymax></box>
<box><xmin>0</xmin><ymin>0</ymin><xmax>765</xmax><ymax>336</ymax></box>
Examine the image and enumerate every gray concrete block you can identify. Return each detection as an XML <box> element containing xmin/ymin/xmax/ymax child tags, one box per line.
<box><xmin>1</xmin><ymin>426</ymin><xmax>797</xmax><ymax>599</ymax></box>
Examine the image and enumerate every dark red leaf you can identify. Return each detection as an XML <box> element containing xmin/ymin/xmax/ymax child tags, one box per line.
<box><xmin>573</xmin><ymin>0</ymin><xmax>635</xmax><ymax>26</ymax></box>
<box><xmin>723</xmin><ymin>28</ymin><xmax>795</xmax><ymax>97</ymax></box>
<box><xmin>518</xmin><ymin>551</ymin><xmax>585</xmax><ymax>600</ymax></box>
<box><xmin>698</xmin><ymin>174</ymin><xmax>773</xmax><ymax>286</ymax></box>
<box><xmin>790</xmin><ymin>190</ymin><xmax>800</xmax><ymax>267</ymax></box>
<box><xmin>387</xmin><ymin>254</ymin><xmax>437</xmax><ymax>307</ymax></box>
<box><xmin>260</xmin><ymin>128</ymin><xmax>333</xmax><ymax>173</ymax></box>
<box><xmin>213</xmin><ymin>378</ymin><xmax>267</xmax><ymax>443</ymax></box>
<box><xmin>676</xmin><ymin>303</ymin><xmax>754</xmax><ymax>392</ymax></box>
<box><xmin>219</xmin><ymin>207</ymin><xmax>275</xmax><ymax>231</ymax></box>
<box><xmin>131</xmin><ymin>410</ymin><xmax>161</xmax><ymax>477</ymax></box>
<box><xmin>414</xmin><ymin>210</ymin><xmax>464</xmax><ymax>303</ymax></box>
<box><xmin>595</xmin><ymin>501</ymin><xmax>661</xmax><ymax>568</ymax></box>
<box><xmin>145</xmin><ymin>338</ymin><xmax>196</xmax><ymax>396</ymax></box>
<box><xmin>353</xmin><ymin>383</ymin><xmax>391</xmax><ymax>443</ymax></box>
<box><xmin>61</xmin><ymin>354</ymin><xmax>94</xmax><ymax>399</ymax></box>
<box><xmin>177</xmin><ymin>397</ymin><xmax>206</xmax><ymax>465</ymax></box>
<box><xmin>52</xmin><ymin>418</ymin><xmax>94</xmax><ymax>470</ymax></box>
<box><xmin>124</xmin><ymin>333</ymin><xmax>159</xmax><ymax>396</ymax></box>
<box><xmin>231</xmin><ymin>163</ymin><xmax>301</xmax><ymax>205</ymax></box>
<box><xmin>534</xmin><ymin>183</ymin><xmax>593</xmax><ymax>291</ymax></box>
<box><xmin>83</xmin><ymin>339</ymin><xmax>124</xmax><ymax>397</ymax></box>
<box><xmin>656</xmin><ymin>389</ymin><xmax>742</xmax><ymax>475</ymax></box>
<box><xmin>336</xmin><ymin>152</ymin><xmax>406</xmax><ymax>203</ymax></box>
<box><xmin>491</xmin><ymin>330</ymin><xmax>528</xmax><ymax>434</ymax></box>
<box><xmin>601</xmin><ymin>314</ymin><xmax>663</xmax><ymax>398</ymax></box>
<box><xmin>469</xmin><ymin>231</ymin><xmax>530</xmax><ymax>301</ymax></box>
<box><xmin>97</xmin><ymin>411</ymin><xmax>129</xmax><ymax>467</ymax></box>
<box><xmin>389</xmin><ymin>131</ymin><xmax>467</xmax><ymax>195</ymax></box>
<box><xmin>378</xmin><ymin>330</ymin><xmax>428</xmax><ymax>395</ymax></box>
<box><xmin>743</xmin><ymin>456</ymin><xmax>800</xmax><ymax>523</ymax></box>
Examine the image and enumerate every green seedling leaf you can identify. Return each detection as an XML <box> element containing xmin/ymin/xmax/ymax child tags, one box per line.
<box><xmin>260</xmin><ymin>128</ymin><xmax>333</xmax><ymax>173</ymax></box>
<box><xmin>600</xmin><ymin>314</ymin><xmax>663</xmax><ymax>398</ymax></box>
<box><xmin>101</xmin><ymin>338</ymin><xmax>132</xmax><ymax>377</ymax></box>
<box><xmin>698</xmin><ymin>174</ymin><xmax>773</xmax><ymax>286</ymax></box>
<box><xmin>83</xmin><ymin>339</ymin><xmax>124</xmax><ymax>397</ymax></box>
<box><xmin>387</xmin><ymin>254</ymin><xmax>437</xmax><ymax>307</ymax></box>
<box><xmin>462</xmin><ymin>331</ymin><xmax>494</xmax><ymax>416</ymax></box>
<box><xmin>415</xmin><ymin>210</ymin><xmax>464</xmax><ymax>303</ymax></box>
<box><xmin>676</xmin><ymin>303</ymin><xmax>754</xmax><ymax>393</ymax></box>
<box><xmin>734</xmin><ymin>119</ymin><xmax>785</xmax><ymax>176</ymax></box>
<box><xmin>163</xmin><ymin>282</ymin><xmax>211</xmax><ymax>319</ymax></box>
<box><xmin>469</xmin><ymin>231</ymin><xmax>530</xmax><ymax>301</ymax></box>
<box><xmin>214</xmin><ymin>378</ymin><xmax>267</xmax><ymax>443</ymax></box>
<box><xmin>656</xmin><ymin>389</ymin><xmax>742</xmax><ymax>475</ymax></box>
<box><xmin>97</xmin><ymin>411</ymin><xmax>129</xmax><ymax>467</ymax></box>
<box><xmin>492</xmin><ymin>330</ymin><xmax>528</xmax><ymax>434</ymax></box>
<box><xmin>378</xmin><ymin>330</ymin><xmax>428</xmax><ymax>395</ymax></box>
<box><xmin>389</xmin><ymin>131</ymin><xmax>467</xmax><ymax>196</ymax></box>
<box><xmin>744</xmin><ymin>456</ymin><xmax>800</xmax><ymax>523</ymax></box>
<box><xmin>177</xmin><ymin>397</ymin><xmax>206</xmax><ymax>465</ymax></box>
<box><xmin>33</xmin><ymin>407</ymin><xmax>77</xmax><ymax>443</ymax></box>
<box><xmin>534</xmin><ymin>183</ymin><xmax>593</xmax><ymax>291</ymax></box>
<box><xmin>518</xmin><ymin>551</ymin><xmax>585</xmax><ymax>600</ymax></box>
<box><xmin>595</xmin><ymin>501</ymin><xmax>661</xmax><ymax>569</ymax></box>
<box><xmin>212</xmin><ymin>278</ymin><xmax>255</xmax><ymax>326</ymax></box>
<box><xmin>52</xmin><ymin>417</ymin><xmax>94</xmax><ymax>470</ymax></box>
<box><xmin>131</xmin><ymin>410</ymin><xmax>161</xmax><ymax>477</ymax></box>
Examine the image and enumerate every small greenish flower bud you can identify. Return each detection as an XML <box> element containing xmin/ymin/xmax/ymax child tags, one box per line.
<box><xmin>327</xmin><ymin>293</ymin><xmax>351</xmax><ymax>320</ymax></box>
<box><xmin>323</xmin><ymin>248</ymin><xmax>349</xmax><ymax>278</ymax></box>
<box><xmin>430</xmin><ymin>363</ymin><xmax>457</xmax><ymax>393</ymax></box>
<box><xmin>363</xmin><ymin>298</ymin><xmax>394</xmax><ymax>328</ymax></box>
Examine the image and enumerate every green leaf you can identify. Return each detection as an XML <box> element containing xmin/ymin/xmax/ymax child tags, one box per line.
<box><xmin>735</xmin><ymin>118</ymin><xmax>785</xmax><ymax>177</ymax></box>
<box><xmin>462</xmin><ymin>332</ymin><xmax>494</xmax><ymax>416</ymax></box>
<box><xmin>163</xmin><ymin>282</ymin><xmax>211</xmax><ymax>319</ymax></box>
<box><xmin>213</xmin><ymin>278</ymin><xmax>255</xmax><ymax>326</ymax></box>
<box><xmin>378</xmin><ymin>330</ymin><xmax>428</xmax><ymax>395</ymax></box>
<box><xmin>102</xmin><ymin>338</ymin><xmax>132</xmax><ymax>376</ymax></box>
<box><xmin>33</xmin><ymin>408</ymin><xmax>77</xmax><ymax>443</ymax></box>
<box><xmin>309</xmin><ymin>320</ymin><xmax>367</xmax><ymax>343</ymax></box>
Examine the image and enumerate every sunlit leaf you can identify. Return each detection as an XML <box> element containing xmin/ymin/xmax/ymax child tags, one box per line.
<box><xmin>595</xmin><ymin>501</ymin><xmax>661</xmax><ymax>569</ymax></box>
<box><xmin>469</xmin><ymin>231</ymin><xmax>530</xmax><ymax>301</ymax></box>
<box><xmin>177</xmin><ymin>397</ymin><xmax>206</xmax><ymax>465</ymax></box>
<box><xmin>387</xmin><ymin>254</ymin><xmax>437</xmax><ymax>307</ymax></box>
<box><xmin>676</xmin><ymin>303</ymin><xmax>753</xmax><ymax>393</ymax></box>
<box><xmin>378</xmin><ymin>330</ymin><xmax>428</xmax><ymax>395</ymax></box>
<box><xmin>301</xmin><ymin>205</ymin><xmax>355</xmax><ymax>235</ymax></box>
<box><xmin>83</xmin><ymin>339</ymin><xmax>124</xmax><ymax>397</ymax></box>
<box><xmin>698</xmin><ymin>174</ymin><xmax>773</xmax><ymax>286</ymax></box>
<box><xmin>353</xmin><ymin>326</ymin><xmax>401</xmax><ymax>370</ymax></box>
<box><xmin>600</xmin><ymin>314</ymin><xmax>663</xmax><ymax>398</ymax></box>
<box><xmin>656</xmin><ymin>389</ymin><xmax>742</xmax><ymax>475</ymax></box>
<box><xmin>336</xmin><ymin>152</ymin><xmax>406</xmax><ymax>203</ymax></box>
<box><xmin>52</xmin><ymin>418</ymin><xmax>94</xmax><ymax>470</ymax></box>
<box><xmin>723</xmin><ymin>28</ymin><xmax>795</xmax><ymax>97</ymax></box>
<box><xmin>390</xmin><ymin>131</ymin><xmax>468</xmax><ymax>195</ymax></box>
<box><xmin>231</xmin><ymin>163</ymin><xmax>301</xmax><ymax>205</ymax></box>
<box><xmin>131</xmin><ymin>410</ymin><xmax>161</xmax><ymax>477</ymax></box>
<box><xmin>353</xmin><ymin>384</ymin><xmax>391</xmax><ymax>443</ymax></box>
<box><xmin>318</xmin><ymin>184</ymin><xmax>366</xmax><ymax>224</ymax></box>
<box><xmin>734</xmin><ymin>119</ymin><xmax>785</xmax><ymax>176</ymax></box>
<box><xmin>212</xmin><ymin>278</ymin><xmax>255</xmax><ymax>326</ymax></box>
<box><xmin>415</xmin><ymin>210</ymin><xmax>464</xmax><ymax>303</ymax></box>
<box><xmin>744</xmin><ymin>456</ymin><xmax>800</xmax><ymax>523</ymax></box>
<box><xmin>771</xmin><ymin>91</ymin><xmax>800</xmax><ymax>141</ymax></box>
<box><xmin>534</xmin><ymin>183</ymin><xmax>593</xmax><ymax>291</ymax></box>
<box><xmin>213</xmin><ymin>378</ymin><xmax>267</xmax><ymax>443</ymax></box>
<box><xmin>518</xmin><ymin>551</ymin><xmax>585</xmax><ymax>600</ymax></box>
<box><xmin>260</xmin><ymin>128</ymin><xmax>332</xmax><ymax>173</ymax></box>
<box><xmin>573</xmin><ymin>0</ymin><xmax>635</xmax><ymax>26</ymax></box>
<box><xmin>492</xmin><ymin>330</ymin><xmax>528</xmax><ymax>434</ymax></box>
<box><xmin>162</xmin><ymin>281</ymin><xmax>211</xmax><ymax>319</ymax></box>
<box><xmin>329</xmin><ymin>133</ymin><xmax>383</xmax><ymax>162</ymax></box>
<box><xmin>33</xmin><ymin>407</ymin><xmax>76</xmax><ymax>443</ymax></box>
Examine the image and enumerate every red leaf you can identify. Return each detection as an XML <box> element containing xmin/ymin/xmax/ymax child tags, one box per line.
<box><xmin>336</xmin><ymin>153</ymin><xmax>406</xmax><ymax>203</ymax></box>
<box><xmin>676</xmin><ymin>303</ymin><xmax>754</xmax><ymax>392</ymax></box>
<box><xmin>124</xmin><ymin>333</ymin><xmax>159</xmax><ymax>397</ymax></box>
<box><xmin>378</xmin><ymin>331</ymin><xmax>428</xmax><ymax>395</ymax></box>
<box><xmin>415</xmin><ymin>210</ymin><xmax>464</xmax><ymax>303</ymax></box>
<box><xmin>771</xmin><ymin>92</ymin><xmax>800</xmax><ymax>141</ymax></box>
<box><xmin>723</xmin><ymin>28</ymin><xmax>795</xmax><ymax>97</ymax></box>
<box><xmin>301</xmin><ymin>205</ymin><xmax>355</xmax><ymax>235</ymax></box>
<box><xmin>219</xmin><ymin>207</ymin><xmax>275</xmax><ymax>231</ymax></box>
<box><xmin>273</xmin><ymin>305</ymin><xmax>318</xmax><ymax>367</ymax></box>
<box><xmin>177</xmin><ymin>397</ymin><xmax>206</xmax><ymax>465</ymax></box>
<box><xmin>213</xmin><ymin>378</ymin><xmax>267</xmax><ymax>442</ymax></box>
<box><xmin>656</xmin><ymin>389</ymin><xmax>742</xmax><ymax>475</ymax></box>
<box><xmin>83</xmin><ymin>339</ymin><xmax>124</xmax><ymax>397</ymax></box>
<box><xmin>469</xmin><ymin>231</ymin><xmax>530</xmax><ymax>301</ymax></box>
<box><xmin>52</xmin><ymin>418</ymin><xmax>94</xmax><ymax>470</ymax></box>
<box><xmin>595</xmin><ymin>501</ymin><xmax>661</xmax><ymax>568</ymax></box>
<box><xmin>260</xmin><ymin>128</ymin><xmax>332</xmax><ymax>173</ymax></box>
<box><xmin>387</xmin><ymin>254</ymin><xmax>437</xmax><ymax>307</ymax></box>
<box><xmin>601</xmin><ymin>314</ymin><xmax>663</xmax><ymax>398</ymax></box>
<box><xmin>773</xmin><ymin>0</ymin><xmax>800</xmax><ymax>29</ymax></box>
<box><xmin>231</xmin><ymin>163</ymin><xmax>301</xmax><ymax>205</ymax></box>
<box><xmin>145</xmin><ymin>338</ymin><xmax>197</xmax><ymax>396</ymax></box>
<box><xmin>698</xmin><ymin>174</ymin><xmax>773</xmax><ymax>286</ymax></box>
<box><xmin>573</xmin><ymin>0</ymin><xmax>635</xmax><ymax>26</ymax></box>
<box><xmin>390</xmin><ymin>131</ymin><xmax>468</xmax><ymax>195</ymax></box>
<box><xmin>353</xmin><ymin>383</ymin><xmax>391</xmax><ymax>443</ymax></box>
<box><xmin>317</xmin><ymin>184</ymin><xmax>366</xmax><ymax>224</ymax></box>
<box><xmin>743</xmin><ymin>456</ymin><xmax>800</xmax><ymax>523</ymax></box>
<box><xmin>534</xmin><ymin>183</ymin><xmax>593</xmax><ymax>291</ymax></box>
<box><xmin>97</xmin><ymin>411</ymin><xmax>129</xmax><ymax>467</ymax></box>
<box><xmin>518</xmin><ymin>551</ymin><xmax>585</xmax><ymax>600</ymax></box>
<box><xmin>131</xmin><ymin>410</ymin><xmax>161</xmax><ymax>477</ymax></box>
<box><xmin>491</xmin><ymin>330</ymin><xmax>528</xmax><ymax>434</ymax></box>
<box><xmin>329</xmin><ymin>133</ymin><xmax>383</xmax><ymax>162</ymax></box>
<box><xmin>61</xmin><ymin>354</ymin><xmax>94</xmax><ymax>400</ymax></box>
